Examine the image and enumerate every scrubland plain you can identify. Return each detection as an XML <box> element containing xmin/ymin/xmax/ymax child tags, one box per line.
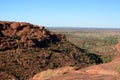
<box><xmin>50</xmin><ymin>28</ymin><xmax>120</xmax><ymax>63</ymax></box>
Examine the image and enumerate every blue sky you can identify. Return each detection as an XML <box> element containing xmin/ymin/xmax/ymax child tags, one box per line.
<box><xmin>0</xmin><ymin>0</ymin><xmax>120</xmax><ymax>28</ymax></box>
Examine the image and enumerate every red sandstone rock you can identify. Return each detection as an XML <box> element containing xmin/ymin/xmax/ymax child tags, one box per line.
<box><xmin>11</xmin><ymin>22</ymin><xmax>20</xmax><ymax>29</ymax></box>
<box><xmin>20</xmin><ymin>22</ymin><xmax>29</xmax><ymax>27</ymax></box>
<box><xmin>0</xmin><ymin>21</ymin><xmax>63</xmax><ymax>50</ymax></box>
<box><xmin>0</xmin><ymin>21</ymin><xmax>97</xmax><ymax>80</ymax></box>
<box><xmin>0</xmin><ymin>71</ymin><xmax>17</xmax><ymax>80</ymax></box>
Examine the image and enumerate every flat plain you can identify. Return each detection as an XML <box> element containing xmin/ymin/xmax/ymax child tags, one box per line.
<box><xmin>49</xmin><ymin>28</ymin><xmax>120</xmax><ymax>63</ymax></box>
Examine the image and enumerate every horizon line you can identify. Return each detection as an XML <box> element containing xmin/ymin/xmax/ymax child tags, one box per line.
<box><xmin>46</xmin><ymin>26</ymin><xmax>120</xmax><ymax>29</ymax></box>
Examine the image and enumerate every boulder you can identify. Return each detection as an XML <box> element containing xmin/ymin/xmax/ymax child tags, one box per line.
<box><xmin>10</xmin><ymin>22</ymin><xmax>20</xmax><ymax>29</ymax></box>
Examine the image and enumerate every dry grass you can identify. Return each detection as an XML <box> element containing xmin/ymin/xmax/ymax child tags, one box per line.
<box><xmin>114</xmin><ymin>65</ymin><xmax>120</xmax><ymax>74</ymax></box>
<box><xmin>33</xmin><ymin>66</ymin><xmax>75</xmax><ymax>80</ymax></box>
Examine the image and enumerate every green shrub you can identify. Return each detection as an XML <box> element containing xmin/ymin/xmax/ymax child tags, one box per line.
<box><xmin>99</xmin><ymin>55</ymin><xmax>113</xmax><ymax>63</ymax></box>
<box><xmin>103</xmin><ymin>36</ymin><xmax>118</xmax><ymax>45</ymax></box>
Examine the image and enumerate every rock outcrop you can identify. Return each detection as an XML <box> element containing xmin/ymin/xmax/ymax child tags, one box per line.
<box><xmin>0</xmin><ymin>21</ymin><xmax>65</xmax><ymax>51</ymax></box>
<box><xmin>0</xmin><ymin>21</ymin><xmax>98</xmax><ymax>80</ymax></box>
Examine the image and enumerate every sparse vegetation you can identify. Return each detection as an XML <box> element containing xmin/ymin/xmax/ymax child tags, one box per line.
<box><xmin>51</xmin><ymin>28</ymin><xmax>120</xmax><ymax>63</ymax></box>
<box><xmin>34</xmin><ymin>67</ymin><xmax>75</xmax><ymax>80</ymax></box>
<box><xmin>99</xmin><ymin>55</ymin><xmax>113</xmax><ymax>63</ymax></box>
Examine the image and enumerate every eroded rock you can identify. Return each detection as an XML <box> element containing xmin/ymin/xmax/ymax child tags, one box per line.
<box><xmin>0</xmin><ymin>21</ymin><xmax>63</xmax><ymax>50</ymax></box>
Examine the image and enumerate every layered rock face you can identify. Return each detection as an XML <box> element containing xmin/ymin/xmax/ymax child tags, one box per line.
<box><xmin>0</xmin><ymin>21</ymin><xmax>97</xmax><ymax>80</ymax></box>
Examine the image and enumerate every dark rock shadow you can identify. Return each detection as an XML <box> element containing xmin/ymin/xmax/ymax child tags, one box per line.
<box><xmin>32</xmin><ymin>35</ymin><xmax>61</xmax><ymax>48</ymax></box>
<box><xmin>0</xmin><ymin>31</ymin><xmax>4</xmax><ymax>37</ymax></box>
<box><xmin>66</xmin><ymin>41</ymin><xmax>103</xmax><ymax>64</ymax></box>
<box><xmin>87</xmin><ymin>53</ymin><xmax>103</xmax><ymax>64</ymax></box>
